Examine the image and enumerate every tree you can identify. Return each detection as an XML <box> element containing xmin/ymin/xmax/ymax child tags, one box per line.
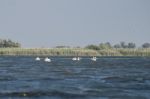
<box><xmin>99</xmin><ymin>42</ymin><xmax>112</xmax><ymax>49</ymax></box>
<box><xmin>0</xmin><ymin>39</ymin><xmax>21</xmax><ymax>48</ymax></box>
<box><xmin>13</xmin><ymin>42</ymin><xmax>21</xmax><ymax>47</ymax></box>
<box><xmin>120</xmin><ymin>42</ymin><xmax>128</xmax><ymax>48</ymax></box>
<box><xmin>0</xmin><ymin>39</ymin><xmax>4</xmax><ymax>47</ymax></box>
<box><xmin>142</xmin><ymin>43</ymin><xmax>150</xmax><ymax>48</ymax></box>
<box><xmin>85</xmin><ymin>44</ymin><xmax>100</xmax><ymax>50</ymax></box>
<box><xmin>114</xmin><ymin>44</ymin><xmax>121</xmax><ymax>48</ymax></box>
<box><xmin>105</xmin><ymin>42</ymin><xmax>112</xmax><ymax>48</ymax></box>
<box><xmin>128</xmin><ymin>42</ymin><xmax>136</xmax><ymax>48</ymax></box>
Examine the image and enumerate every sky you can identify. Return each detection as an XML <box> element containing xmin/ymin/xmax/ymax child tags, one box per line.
<box><xmin>0</xmin><ymin>0</ymin><xmax>150</xmax><ymax>48</ymax></box>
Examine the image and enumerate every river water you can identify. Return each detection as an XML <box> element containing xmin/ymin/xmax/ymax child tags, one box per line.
<box><xmin>0</xmin><ymin>56</ymin><xmax>150</xmax><ymax>99</ymax></box>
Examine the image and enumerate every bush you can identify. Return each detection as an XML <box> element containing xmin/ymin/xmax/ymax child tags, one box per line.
<box><xmin>0</xmin><ymin>39</ymin><xmax>21</xmax><ymax>48</ymax></box>
<box><xmin>85</xmin><ymin>45</ymin><xmax>100</xmax><ymax>50</ymax></box>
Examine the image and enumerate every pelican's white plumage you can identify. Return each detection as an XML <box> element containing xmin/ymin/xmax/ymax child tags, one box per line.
<box><xmin>72</xmin><ymin>57</ymin><xmax>80</xmax><ymax>61</ymax></box>
<box><xmin>91</xmin><ymin>57</ymin><xmax>97</xmax><ymax>61</ymax></box>
<box><xmin>72</xmin><ymin>57</ymin><xmax>77</xmax><ymax>61</ymax></box>
<box><xmin>77</xmin><ymin>57</ymin><xmax>80</xmax><ymax>61</ymax></box>
<box><xmin>35</xmin><ymin>57</ymin><xmax>40</xmax><ymax>61</ymax></box>
<box><xmin>44</xmin><ymin>57</ymin><xmax>51</xmax><ymax>62</ymax></box>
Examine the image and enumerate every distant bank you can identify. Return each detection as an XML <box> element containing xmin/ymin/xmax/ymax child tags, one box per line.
<box><xmin>0</xmin><ymin>48</ymin><xmax>150</xmax><ymax>56</ymax></box>
<box><xmin>0</xmin><ymin>39</ymin><xmax>150</xmax><ymax>56</ymax></box>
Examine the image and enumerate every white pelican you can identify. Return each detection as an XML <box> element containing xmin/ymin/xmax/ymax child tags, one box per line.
<box><xmin>72</xmin><ymin>57</ymin><xmax>77</xmax><ymax>61</ymax></box>
<box><xmin>91</xmin><ymin>56</ymin><xmax>97</xmax><ymax>61</ymax></box>
<box><xmin>72</xmin><ymin>57</ymin><xmax>80</xmax><ymax>61</ymax></box>
<box><xmin>77</xmin><ymin>57</ymin><xmax>80</xmax><ymax>61</ymax></box>
<box><xmin>44</xmin><ymin>57</ymin><xmax>51</xmax><ymax>62</ymax></box>
<box><xmin>35</xmin><ymin>57</ymin><xmax>40</xmax><ymax>61</ymax></box>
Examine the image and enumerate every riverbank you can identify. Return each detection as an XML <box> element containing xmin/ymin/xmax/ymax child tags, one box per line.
<box><xmin>0</xmin><ymin>48</ymin><xmax>150</xmax><ymax>56</ymax></box>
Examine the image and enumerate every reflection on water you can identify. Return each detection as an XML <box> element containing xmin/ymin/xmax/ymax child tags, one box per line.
<box><xmin>0</xmin><ymin>56</ymin><xmax>150</xmax><ymax>99</ymax></box>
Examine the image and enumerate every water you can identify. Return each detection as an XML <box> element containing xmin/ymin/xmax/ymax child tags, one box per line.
<box><xmin>0</xmin><ymin>56</ymin><xmax>150</xmax><ymax>99</ymax></box>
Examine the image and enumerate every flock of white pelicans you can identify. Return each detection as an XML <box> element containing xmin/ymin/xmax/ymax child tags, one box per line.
<box><xmin>35</xmin><ymin>56</ymin><xmax>97</xmax><ymax>62</ymax></box>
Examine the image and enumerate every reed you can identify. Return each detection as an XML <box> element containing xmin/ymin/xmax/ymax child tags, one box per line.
<box><xmin>116</xmin><ymin>48</ymin><xmax>150</xmax><ymax>56</ymax></box>
<box><xmin>0</xmin><ymin>48</ymin><xmax>99</xmax><ymax>56</ymax></box>
<box><xmin>0</xmin><ymin>48</ymin><xmax>150</xmax><ymax>56</ymax></box>
<box><xmin>98</xmin><ymin>48</ymin><xmax>150</xmax><ymax>56</ymax></box>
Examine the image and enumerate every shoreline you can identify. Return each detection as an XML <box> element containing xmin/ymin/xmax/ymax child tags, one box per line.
<box><xmin>0</xmin><ymin>48</ymin><xmax>150</xmax><ymax>56</ymax></box>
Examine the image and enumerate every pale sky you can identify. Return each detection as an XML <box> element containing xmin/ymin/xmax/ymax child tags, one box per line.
<box><xmin>0</xmin><ymin>0</ymin><xmax>150</xmax><ymax>48</ymax></box>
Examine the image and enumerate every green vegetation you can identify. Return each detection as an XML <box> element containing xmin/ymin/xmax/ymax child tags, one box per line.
<box><xmin>85</xmin><ymin>45</ymin><xmax>100</xmax><ymax>50</ymax></box>
<box><xmin>0</xmin><ymin>48</ymin><xmax>99</xmax><ymax>56</ymax></box>
<box><xmin>0</xmin><ymin>48</ymin><xmax>150</xmax><ymax>56</ymax></box>
<box><xmin>142</xmin><ymin>43</ymin><xmax>150</xmax><ymax>48</ymax></box>
<box><xmin>0</xmin><ymin>39</ymin><xmax>21</xmax><ymax>48</ymax></box>
<box><xmin>0</xmin><ymin>39</ymin><xmax>150</xmax><ymax>56</ymax></box>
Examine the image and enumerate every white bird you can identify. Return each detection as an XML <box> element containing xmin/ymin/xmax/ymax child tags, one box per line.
<box><xmin>72</xmin><ymin>57</ymin><xmax>77</xmax><ymax>61</ymax></box>
<box><xmin>44</xmin><ymin>57</ymin><xmax>51</xmax><ymax>62</ymax></box>
<box><xmin>35</xmin><ymin>57</ymin><xmax>40</xmax><ymax>61</ymax></box>
<box><xmin>91</xmin><ymin>57</ymin><xmax>97</xmax><ymax>61</ymax></box>
<box><xmin>77</xmin><ymin>57</ymin><xmax>80</xmax><ymax>61</ymax></box>
<box><xmin>72</xmin><ymin>57</ymin><xmax>80</xmax><ymax>61</ymax></box>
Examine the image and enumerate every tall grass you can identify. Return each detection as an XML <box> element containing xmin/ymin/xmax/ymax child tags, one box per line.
<box><xmin>0</xmin><ymin>48</ymin><xmax>99</xmax><ymax>56</ymax></box>
<box><xmin>0</xmin><ymin>48</ymin><xmax>150</xmax><ymax>56</ymax></box>
<box><xmin>116</xmin><ymin>48</ymin><xmax>150</xmax><ymax>56</ymax></box>
<box><xmin>98</xmin><ymin>48</ymin><xmax>150</xmax><ymax>56</ymax></box>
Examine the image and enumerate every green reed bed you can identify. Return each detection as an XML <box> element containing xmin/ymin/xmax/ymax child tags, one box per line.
<box><xmin>116</xmin><ymin>48</ymin><xmax>150</xmax><ymax>56</ymax></box>
<box><xmin>0</xmin><ymin>48</ymin><xmax>150</xmax><ymax>56</ymax></box>
<box><xmin>0</xmin><ymin>48</ymin><xmax>99</xmax><ymax>56</ymax></box>
<box><xmin>98</xmin><ymin>48</ymin><xmax>150</xmax><ymax>56</ymax></box>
